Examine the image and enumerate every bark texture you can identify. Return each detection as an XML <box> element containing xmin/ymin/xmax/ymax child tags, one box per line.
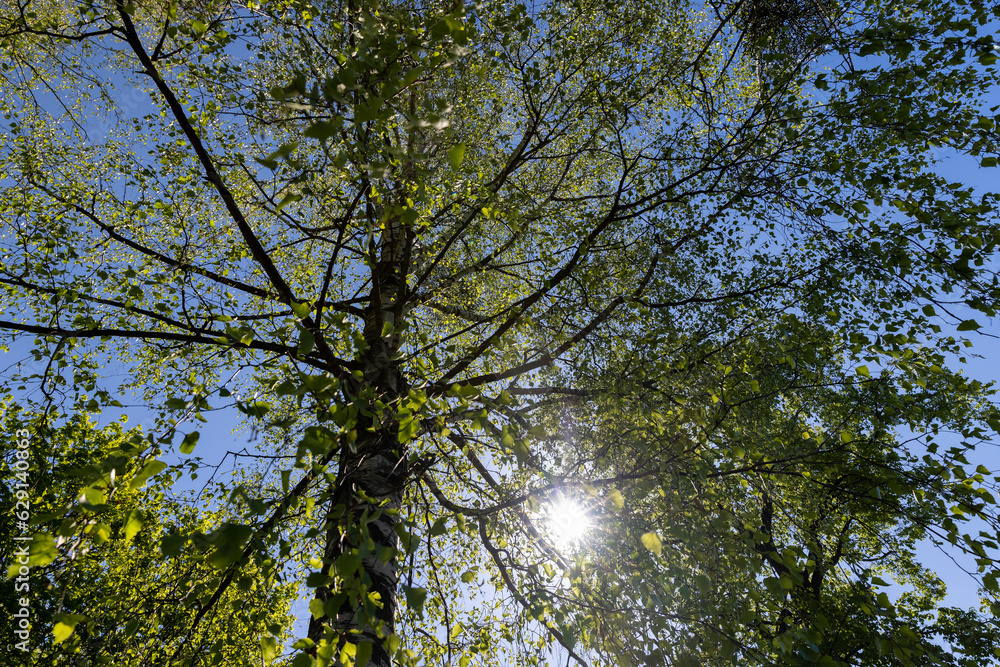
<box><xmin>307</xmin><ymin>202</ymin><xmax>411</xmax><ymax>667</ymax></box>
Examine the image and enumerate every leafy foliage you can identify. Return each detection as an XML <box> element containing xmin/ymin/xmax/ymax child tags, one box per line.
<box><xmin>1</xmin><ymin>0</ymin><xmax>1000</xmax><ymax>666</ymax></box>
<box><xmin>0</xmin><ymin>407</ymin><xmax>296</xmax><ymax>665</ymax></box>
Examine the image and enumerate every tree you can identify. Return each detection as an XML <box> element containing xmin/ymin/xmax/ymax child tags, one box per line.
<box><xmin>0</xmin><ymin>407</ymin><xmax>296</xmax><ymax>665</ymax></box>
<box><xmin>1</xmin><ymin>0</ymin><xmax>1000</xmax><ymax>665</ymax></box>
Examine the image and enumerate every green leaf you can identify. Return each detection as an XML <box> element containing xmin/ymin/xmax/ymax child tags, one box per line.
<box><xmin>204</xmin><ymin>523</ymin><xmax>254</xmax><ymax>568</ymax></box>
<box><xmin>124</xmin><ymin>509</ymin><xmax>144</xmax><ymax>543</ymax></box>
<box><xmin>355</xmin><ymin>641</ymin><xmax>373</xmax><ymax>667</ymax></box>
<box><xmin>179</xmin><ymin>431</ymin><xmax>200</xmax><ymax>454</ymax></box>
<box><xmin>429</xmin><ymin>517</ymin><xmax>448</xmax><ymax>536</ymax></box>
<box><xmin>261</xmin><ymin>636</ymin><xmax>279</xmax><ymax>662</ymax></box>
<box><xmin>90</xmin><ymin>522</ymin><xmax>112</xmax><ymax>543</ymax></box>
<box><xmin>641</xmin><ymin>532</ymin><xmax>663</xmax><ymax>555</ymax></box>
<box><xmin>256</xmin><ymin>141</ymin><xmax>299</xmax><ymax>170</ymax></box>
<box><xmin>81</xmin><ymin>485</ymin><xmax>106</xmax><ymax>507</ymax></box>
<box><xmin>448</xmin><ymin>143</ymin><xmax>466</xmax><ymax>169</ymax></box>
<box><xmin>242</xmin><ymin>401</ymin><xmax>272</xmax><ymax>418</ymax></box>
<box><xmin>129</xmin><ymin>460</ymin><xmax>167</xmax><ymax>489</ymax></box>
<box><xmin>52</xmin><ymin>613</ymin><xmax>88</xmax><ymax>644</ymax></box>
<box><xmin>298</xmin><ymin>329</ymin><xmax>315</xmax><ymax>357</ymax></box>
<box><xmin>304</xmin><ymin>120</ymin><xmax>343</xmax><ymax>141</ymax></box>
<box><xmin>763</xmin><ymin>576</ymin><xmax>784</xmax><ymax>597</ymax></box>
<box><xmin>401</xmin><ymin>585</ymin><xmax>427</xmax><ymax>613</ymax></box>
<box><xmin>13</xmin><ymin>533</ymin><xmax>58</xmax><ymax>571</ymax></box>
<box><xmin>160</xmin><ymin>533</ymin><xmax>188</xmax><ymax>557</ymax></box>
<box><xmin>957</xmin><ymin>319</ymin><xmax>981</xmax><ymax>331</ymax></box>
<box><xmin>511</xmin><ymin>438</ymin><xmax>530</xmax><ymax>463</ymax></box>
<box><xmin>276</xmin><ymin>192</ymin><xmax>302</xmax><ymax>211</ymax></box>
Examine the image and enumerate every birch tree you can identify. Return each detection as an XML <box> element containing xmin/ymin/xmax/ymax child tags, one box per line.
<box><xmin>2</xmin><ymin>0</ymin><xmax>1000</xmax><ymax>665</ymax></box>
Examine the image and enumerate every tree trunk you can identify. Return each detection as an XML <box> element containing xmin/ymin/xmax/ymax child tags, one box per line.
<box><xmin>307</xmin><ymin>202</ymin><xmax>410</xmax><ymax>667</ymax></box>
<box><xmin>306</xmin><ymin>423</ymin><xmax>404</xmax><ymax>667</ymax></box>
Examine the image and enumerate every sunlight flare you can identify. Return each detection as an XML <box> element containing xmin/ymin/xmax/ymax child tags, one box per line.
<box><xmin>545</xmin><ymin>496</ymin><xmax>592</xmax><ymax>549</ymax></box>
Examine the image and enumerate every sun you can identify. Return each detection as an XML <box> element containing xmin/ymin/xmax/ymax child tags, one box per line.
<box><xmin>544</xmin><ymin>496</ymin><xmax>592</xmax><ymax>549</ymax></box>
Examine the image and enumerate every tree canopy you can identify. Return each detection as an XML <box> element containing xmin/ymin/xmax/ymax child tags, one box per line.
<box><xmin>0</xmin><ymin>409</ymin><xmax>296</xmax><ymax>665</ymax></box>
<box><xmin>2</xmin><ymin>0</ymin><xmax>1000</xmax><ymax>665</ymax></box>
